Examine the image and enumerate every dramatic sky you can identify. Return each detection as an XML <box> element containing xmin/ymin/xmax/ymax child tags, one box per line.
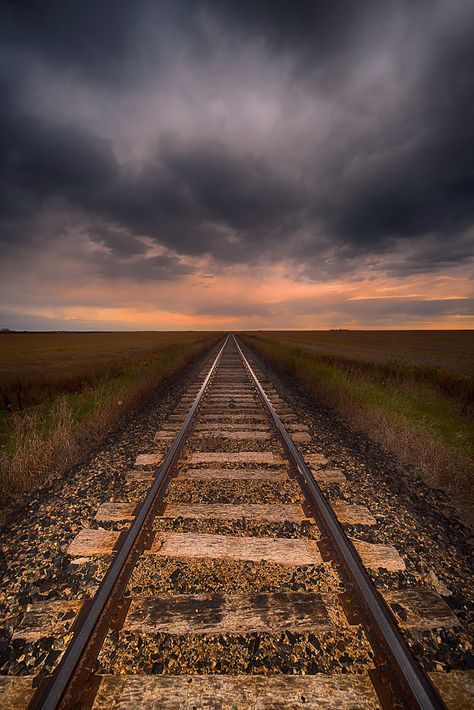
<box><xmin>1</xmin><ymin>1</ymin><xmax>473</xmax><ymax>330</ymax></box>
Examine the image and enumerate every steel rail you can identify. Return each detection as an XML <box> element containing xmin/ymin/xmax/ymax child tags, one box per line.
<box><xmin>29</xmin><ymin>335</ymin><xmax>229</xmax><ymax>710</ymax></box>
<box><xmin>233</xmin><ymin>335</ymin><xmax>446</xmax><ymax>710</ymax></box>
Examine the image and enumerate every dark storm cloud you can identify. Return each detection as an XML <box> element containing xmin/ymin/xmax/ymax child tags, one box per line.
<box><xmin>95</xmin><ymin>252</ymin><xmax>194</xmax><ymax>282</ymax></box>
<box><xmin>202</xmin><ymin>1</ymin><xmax>361</xmax><ymax>52</ymax></box>
<box><xmin>202</xmin><ymin>0</ymin><xmax>408</xmax><ymax>66</ymax></box>
<box><xmin>383</xmin><ymin>232</ymin><xmax>474</xmax><ymax>277</ymax></box>
<box><xmin>104</xmin><ymin>135</ymin><xmax>306</xmax><ymax>261</ymax></box>
<box><xmin>322</xmin><ymin>30</ymin><xmax>474</xmax><ymax>251</ymax></box>
<box><xmin>1</xmin><ymin>0</ymin><xmax>140</xmax><ymax>84</ymax></box>
<box><xmin>0</xmin><ymin>1</ymin><xmax>359</xmax><ymax>77</ymax></box>
<box><xmin>0</xmin><ymin>81</ymin><xmax>118</xmax><ymax>227</ymax></box>
<box><xmin>88</xmin><ymin>224</ymin><xmax>149</xmax><ymax>258</ymax></box>
<box><xmin>205</xmin><ymin>0</ymin><xmax>474</xmax><ymax>262</ymax></box>
<box><xmin>0</xmin><ymin>0</ymin><xmax>473</xmax><ymax>281</ymax></box>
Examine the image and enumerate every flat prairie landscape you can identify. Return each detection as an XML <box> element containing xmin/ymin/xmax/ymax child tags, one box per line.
<box><xmin>252</xmin><ymin>330</ymin><xmax>474</xmax><ymax>374</ymax></box>
<box><xmin>2</xmin><ymin>329</ymin><xmax>473</xmax><ymax>513</ymax></box>
<box><xmin>242</xmin><ymin>330</ymin><xmax>474</xmax><ymax>508</ymax></box>
<box><xmin>0</xmin><ymin>331</ymin><xmax>219</xmax><ymax>499</ymax></box>
<box><xmin>0</xmin><ymin>331</ymin><xmax>218</xmax><ymax>410</ymax></box>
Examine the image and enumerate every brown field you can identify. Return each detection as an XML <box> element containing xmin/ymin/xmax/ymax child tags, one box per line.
<box><xmin>249</xmin><ymin>330</ymin><xmax>474</xmax><ymax>375</ymax></box>
<box><xmin>0</xmin><ymin>331</ymin><xmax>218</xmax><ymax>410</ymax></box>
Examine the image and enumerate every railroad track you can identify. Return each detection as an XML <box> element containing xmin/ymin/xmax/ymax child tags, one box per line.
<box><xmin>1</xmin><ymin>335</ymin><xmax>472</xmax><ymax>708</ymax></box>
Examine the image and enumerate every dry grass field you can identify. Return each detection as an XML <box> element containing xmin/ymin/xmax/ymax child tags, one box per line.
<box><xmin>242</xmin><ymin>331</ymin><xmax>474</xmax><ymax>511</ymax></box>
<box><xmin>255</xmin><ymin>330</ymin><xmax>474</xmax><ymax>375</ymax></box>
<box><xmin>0</xmin><ymin>332</ymin><xmax>219</xmax><ymax>500</ymax></box>
<box><xmin>0</xmin><ymin>331</ymin><xmax>217</xmax><ymax>410</ymax></box>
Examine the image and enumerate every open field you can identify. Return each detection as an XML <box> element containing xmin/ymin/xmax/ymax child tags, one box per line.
<box><xmin>252</xmin><ymin>330</ymin><xmax>474</xmax><ymax>374</ymax></box>
<box><xmin>0</xmin><ymin>332</ymin><xmax>219</xmax><ymax>411</ymax></box>
<box><xmin>0</xmin><ymin>332</ymin><xmax>219</xmax><ymax>500</ymax></box>
<box><xmin>242</xmin><ymin>331</ymin><xmax>474</xmax><ymax>509</ymax></box>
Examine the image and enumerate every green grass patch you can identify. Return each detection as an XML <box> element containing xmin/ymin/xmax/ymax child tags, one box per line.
<box><xmin>299</xmin><ymin>354</ymin><xmax>473</xmax><ymax>457</ymax></box>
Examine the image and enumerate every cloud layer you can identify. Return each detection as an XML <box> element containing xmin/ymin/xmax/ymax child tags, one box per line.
<box><xmin>0</xmin><ymin>0</ymin><xmax>473</xmax><ymax>329</ymax></box>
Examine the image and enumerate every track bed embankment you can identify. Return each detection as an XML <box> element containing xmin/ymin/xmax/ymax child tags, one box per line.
<box><xmin>0</xmin><ymin>336</ymin><xmax>472</xmax><ymax>709</ymax></box>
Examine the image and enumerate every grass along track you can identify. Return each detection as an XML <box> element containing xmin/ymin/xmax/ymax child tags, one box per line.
<box><xmin>0</xmin><ymin>332</ymin><xmax>219</xmax><ymax>501</ymax></box>
<box><xmin>241</xmin><ymin>333</ymin><xmax>474</xmax><ymax>508</ymax></box>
